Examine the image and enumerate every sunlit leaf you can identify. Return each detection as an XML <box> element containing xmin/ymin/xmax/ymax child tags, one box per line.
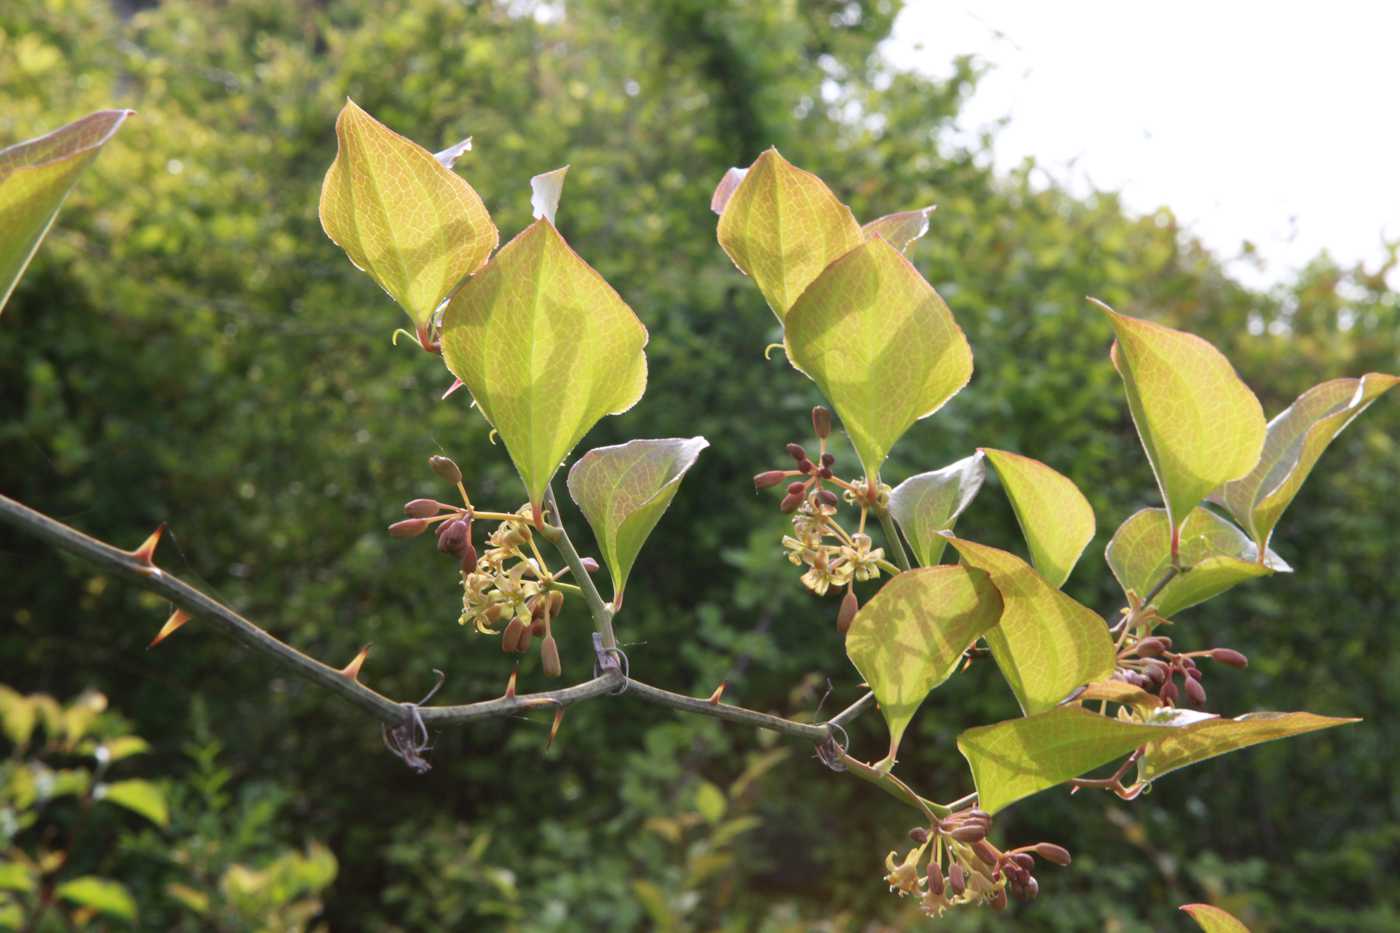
<box><xmin>1136</xmin><ymin>710</ymin><xmax>1357</xmax><ymax>783</ymax></box>
<box><xmin>693</xmin><ymin>780</ymin><xmax>727</xmax><ymax>824</ymax></box>
<box><xmin>846</xmin><ymin>565</ymin><xmax>1003</xmax><ymax>762</ymax></box>
<box><xmin>56</xmin><ymin>877</ymin><xmax>136</xmax><ymax>923</ymax></box>
<box><xmin>1096</xmin><ymin>301</ymin><xmax>1266</xmax><ymax>542</ymax></box>
<box><xmin>1181</xmin><ymin>903</ymin><xmax>1252</xmax><ymax>933</ymax></box>
<box><xmin>946</xmin><ymin>537</ymin><xmax>1116</xmax><ymax>715</ymax></box>
<box><xmin>1214</xmin><ymin>372</ymin><xmax>1398</xmax><ymax>550</ymax></box>
<box><xmin>861</xmin><ymin>205</ymin><xmax>934</xmax><ymax>253</ymax></box>
<box><xmin>981</xmin><ymin>448</ymin><xmax>1096</xmax><ymax>588</ymax></box>
<box><xmin>529</xmin><ymin>165</ymin><xmax>569</xmax><ymax>224</ymax></box>
<box><xmin>1107</xmin><ymin>507</ymin><xmax>1289</xmax><ymax>618</ymax></box>
<box><xmin>319</xmin><ymin>99</ymin><xmax>498</xmax><ymax>332</ymax></box>
<box><xmin>886</xmin><ymin>453</ymin><xmax>985</xmax><ymax>566</ymax></box>
<box><xmin>441</xmin><ymin>219</ymin><xmax>649</xmax><ymax>512</ymax></box>
<box><xmin>97</xmin><ymin>736</ymin><xmax>152</xmax><ymax>763</ymax></box>
<box><xmin>785</xmin><ymin>238</ymin><xmax>973</xmax><ymax>482</ymax></box>
<box><xmin>0</xmin><ymin>861</ymin><xmax>35</xmax><ymax>895</ymax></box>
<box><xmin>0</xmin><ymin>109</ymin><xmax>131</xmax><ymax>316</ymax></box>
<box><xmin>567</xmin><ymin>437</ymin><xmax>708</xmax><ymax>603</ymax></box>
<box><xmin>97</xmin><ymin>778</ymin><xmax>169</xmax><ymax>827</ymax></box>
<box><xmin>715</xmin><ymin>148</ymin><xmax>864</xmax><ymax>322</ymax></box>
<box><xmin>958</xmin><ymin>707</ymin><xmax>1167</xmax><ymax>814</ymax></box>
<box><xmin>0</xmin><ymin>686</ymin><xmax>36</xmax><ymax>749</ymax></box>
<box><xmin>1077</xmin><ymin>680</ymin><xmax>1162</xmax><ymax>709</ymax></box>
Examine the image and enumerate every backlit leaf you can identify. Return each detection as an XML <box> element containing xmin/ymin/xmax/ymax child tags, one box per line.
<box><xmin>861</xmin><ymin>205</ymin><xmax>934</xmax><ymax>253</ymax></box>
<box><xmin>97</xmin><ymin>778</ymin><xmax>169</xmax><ymax>827</ymax></box>
<box><xmin>1096</xmin><ymin>301</ymin><xmax>1266</xmax><ymax>541</ymax></box>
<box><xmin>958</xmin><ymin>707</ymin><xmax>1167</xmax><ymax>814</ymax></box>
<box><xmin>981</xmin><ymin>448</ymin><xmax>1095</xmax><ymax>588</ymax></box>
<box><xmin>1136</xmin><ymin>710</ymin><xmax>1357</xmax><ymax>783</ymax></box>
<box><xmin>887</xmin><ymin>453</ymin><xmax>986</xmax><ymax>566</ymax></box>
<box><xmin>0</xmin><ymin>109</ymin><xmax>130</xmax><ymax>315</ymax></box>
<box><xmin>1076</xmin><ymin>680</ymin><xmax>1162</xmax><ymax>709</ymax></box>
<box><xmin>785</xmin><ymin>238</ymin><xmax>973</xmax><ymax>482</ymax></box>
<box><xmin>715</xmin><ymin>148</ymin><xmax>863</xmax><ymax>322</ymax></box>
<box><xmin>441</xmin><ymin>219</ymin><xmax>649</xmax><ymax>511</ymax></box>
<box><xmin>1181</xmin><ymin>904</ymin><xmax>1252</xmax><ymax>933</ymax></box>
<box><xmin>0</xmin><ymin>686</ymin><xmax>36</xmax><ymax>748</ymax></box>
<box><xmin>1107</xmin><ymin>507</ymin><xmax>1289</xmax><ymax>618</ymax></box>
<box><xmin>1215</xmin><ymin>373</ymin><xmax>1398</xmax><ymax>550</ymax></box>
<box><xmin>567</xmin><ymin>437</ymin><xmax>708</xmax><ymax>604</ymax></box>
<box><xmin>56</xmin><ymin>877</ymin><xmax>136</xmax><ymax>923</ymax></box>
<box><xmin>946</xmin><ymin>537</ymin><xmax>1116</xmax><ymax>715</ymax></box>
<box><xmin>319</xmin><ymin>99</ymin><xmax>498</xmax><ymax>332</ymax></box>
<box><xmin>693</xmin><ymin>780</ymin><xmax>727</xmax><ymax>824</ymax></box>
<box><xmin>709</xmin><ymin>167</ymin><xmax>747</xmax><ymax>215</ymax></box>
<box><xmin>846</xmin><ymin>565</ymin><xmax>1003</xmax><ymax>762</ymax></box>
<box><xmin>530</xmin><ymin>165</ymin><xmax>569</xmax><ymax>224</ymax></box>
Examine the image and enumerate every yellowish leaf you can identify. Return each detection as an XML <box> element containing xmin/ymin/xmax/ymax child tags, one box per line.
<box><xmin>886</xmin><ymin>452</ymin><xmax>986</xmax><ymax>566</ymax></box>
<box><xmin>715</xmin><ymin>148</ymin><xmax>864</xmax><ymax>322</ymax></box>
<box><xmin>319</xmin><ymin>99</ymin><xmax>497</xmax><ymax>333</ymax></box>
<box><xmin>1136</xmin><ymin>709</ymin><xmax>1357</xmax><ymax>783</ymax></box>
<box><xmin>1181</xmin><ymin>903</ymin><xmax>1252</xmax><ymax>933</ymax></box>
<box><xmin>861</xmin><ymin>205</ymin><xmax>935</xmax><ymax>253</ymax></box>
<box><xmin>441</xmin><ymin>219</ymin><xmax>649</xmax><ymax>511</ymax></box>
<box><xmin>981</xmin><ymin>448</ymin><xmax>1095</xmax><ymax>588</ymax></box>
<box><xmin>785</xmin><ymin>238</ymin><xmax>973</xmax><ymax>482</ymax></box>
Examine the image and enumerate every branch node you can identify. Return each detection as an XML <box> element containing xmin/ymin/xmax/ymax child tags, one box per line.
<box><xmin>816</xmin><ymin>723</ymin><xmax>850</xmax><ymax>772</ymax></box>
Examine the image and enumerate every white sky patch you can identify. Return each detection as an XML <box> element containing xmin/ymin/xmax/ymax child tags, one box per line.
<box><xmin>884</xmin><ymin>1</ymin><xmax>1400</xmax><ymax>288</ymax></box>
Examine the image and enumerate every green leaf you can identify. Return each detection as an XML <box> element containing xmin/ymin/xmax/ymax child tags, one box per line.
<box><xmin>441</xmin><ymin>219</ymin><xmax>649</xmax><ymax>512</ymax></box>
<box><xmin>0</xmin><ymin>686</ymin><xmax>36</xmax><ymax>749</ymax></box>
<box><xmin>319</xmin><ymin>99</ymin><xmax>498</xmax><ymax>333</ymax></box>
<box><xmin>56</xmin><ymin>877</ymin><xmax>136</xmax><ymax>923</ymax></box>
<box><xmin>0</xmin><ymin>110</ymin><xmax>131</xmax><ymax>316</ymax></box>
<box><xmin>1136</xmin><ymin>710</ymin><xmax>1357</xmax><ymax>783</ymax></box>
<box><xmin>715</xmin><ymin>148</ymin><xmax>864</xmax><ymax>322</ymax></box>
<box><xmin>98</xmin><ymin>779</ymin><xmax>169</xmax><ymax>827</ymax></box>
<box><xmin>693</xmin><ymin>780</ymin><xmax>727</xmax><ymax>824</ymax></box>
<box><xmin>861</xmin><ymin>205</ymin><xmax>935</xmax><ymax>253</ymax></box>
<box><xmin>97</xmin><ymin>736</ymin><xmax>151</xmax><ymax>763</ymax></box>
<box><xmin>567</xmin><ymin>437</ymin><xmax>708</xmax><ymax>604</ymax></box>
<box><xmin>1181</xmin><ymin>904</ymin><xmax>1252</xmax><ymax>933</ymax></box>
<box><xmin>0</xmin><ymin>861</ymin><xmax>35</xmax><ymax>895</ymax></box>
<box><xmin>946</xmin><ymin>537</ymin><xmax>1116</xmax><ymax>715</ymax></box>
<box><xmin>1107</xmin><ymin>507</ymin><xmax>1289</xmax><ymax>618</ymax></box>
<box><xmin>1215</xmin><ymin>372</ymin><xmax>1398</xmax><ymax>550</ymax></box>
<box><xmin>886</xmin><ymin>453</ymin><xmax>986</xmax><ymax>566</ymax></box>
<box><xmin>1096</xmin><ymin>301</ymin><xmax>1266</xmax><ymax>540</ymax></box>
<box><xmin>981</xmin><ymin>448</ymin><xmax>1096</xmax><ymax>588</ymax></box>
<box><xmin>785</xmin><ymin>238</ymin><xmax>973</xmax><ymax>482</ymax></box>
<box><xmin>958</xmin><ymin>707</ymin><xmax>1167</xmax><ymax>814</ymax></box>
<box><xmin>845</xmin><ymin>565</ymin><xmax>1003</xmax><ymax>762</ymax></box>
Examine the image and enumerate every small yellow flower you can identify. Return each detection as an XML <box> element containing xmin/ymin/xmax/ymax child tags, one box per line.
<box><xmin>883</xmin><ymin>846</ymin><xmax>925</xmax><ymax>896</ymax></box>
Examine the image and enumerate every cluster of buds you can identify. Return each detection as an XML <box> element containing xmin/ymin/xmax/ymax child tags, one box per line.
<box><xmin>884</xmin><ymin>810</ymin><xmax>1070</xmax><ymax>917</ymax></box>
<box><xmin>754</xmin><ymin>407</ymin><xmax>889</xmax><ymax>631</ymax></box>
<box><xmin>1115</xmin><ymin>633</ymin><xmax>1250</xmax><ymax>708</ymax></box>
<box><xmin>387</xmin><ymin>455</ymin><xmax>593</xmax><ymax>678</ymax></box>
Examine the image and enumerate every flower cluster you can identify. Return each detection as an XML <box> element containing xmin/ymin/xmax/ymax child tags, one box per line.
<box><xmin>883</xmin><ymin>810</ymin><xmax>1070</xmax><ymax>917</ymax></box>
<box><xmin>1114</xmin><ymin>629</ymin><xmax>1250</xmax><ymax>709</ymax></box>
<box><xmin>755</xmin><ymin>407</ymin><xmax>892</xmax><ymax>631</ymax></box>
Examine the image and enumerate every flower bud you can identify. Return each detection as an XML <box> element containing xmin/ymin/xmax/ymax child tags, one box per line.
<box><xmin>1013</xmin><ymin>876</ymin><xmax>1039</xmax><ymax>901</ymax></box>
<box><xmin>389</xmin><ymin>518</ymin><xmax>430</xmax><ymax>539</ymax></box>
<box><xmin>516</xmin><ymin>627</ymin><xmax>533</xmax><ymax>655</ymax></box>
<box><xmin>580</xmin><ymin>557</ymin><xmax>600</xmax><ymax>574</ymax></box>
<box><xmin>785</xmin><ymin>442</ymin><xmax>807</xmax><ymax>462</ymax></box>
<box><xmin>818</xmin><ymin>466</ymin><xmax>833</xmax><ymax>479</ymax></box>
<box><xmin>1142</xmin><ymin>658</ymin><xmax>1169</xmax><ymax>684</ymax></box>
<box><xmin>779</xmin><ymin>491</ymin><xmax>804</xmax><ymax>513</ymax></box>
<box><xmin>927</xmin><ymin>860</ymin><xmax>945</xmax><ymax>896</ymax></box>
<box><xmin>1184</xmin><ymin>676</ymin><xmax>1207</xmax><ymax>707</ymax></box>
<box><xmin>1160</xmin><ymin>680</ymin><xmax>1179</xmax><ymax>703</ymax></box>
<box><xmin>541</xmin><ymin>634</ymin><xmax>562</xmax><ymax>677</ymax></box>
<box><xmin>1211</xmin><ymin>647</ymin><xmax>1249</xmax><ymax>669</ymax></box>
<box><xmin>970</xmin><ymin>839</ymin><xmax>998</xmax><ymax>866</ymax></box>
<box><xmin>502</xmin><ymin>618</ymin><xmax>525</xmax><ymax>653</ymax></box>
<box><xmin>753</xmin><ymin>470</ymin><xmax>787</xmax><ymax>491</ymax></box>
<box><xmin>837</xmin><ymin>589</ymin><xmax>859</xmax><ymax>635</ymax></box>
<box><xmin>1011</xmin><ymin>852</ymin><xmax>1035</xmax><ymax>871</ymax></box>
<box><xmin>821</xmin><ymin>452</ymin><xmax>835</xmax><ymax>467</ymax></box>
<box><xmin>948</xmin><ymin>863</ymin><xmax>966</xmax><ymax>895</ymax></box>
<box><xmin>811</xmin><ymin>406</ymin><xmax>832</xmax><ymax>439</ymax></box>
<box><xmin>991</xmin><ymin>887</ymin><xmax>1008</xmax><ymax>911</ymax></box>
<box><xmin>460</xmin><ymin>542</ymin><xmax>478</xmax><ymax>573</ymax></box>
<box><xmin>1186</xmin><ymin>666</ymin><xmax>1203</xmax><ymax>681</ymax></box>
<box><xmin>438</xmin><ymin>519</ymin><xmax>468</xmax><ymax>555</ymax></box>
<box><xmin>908</xmin><ymin>827</ymin><xmax>930</xmax><ymax>844</ymax></box>
<box><xmin>404</xmin><ymin>498</ymin><xmax>442</xmax><ymax>518</ymax></box>
<box><xmin>1136</xmin><ymin>636</ymin><xmax>1168</xmax><ymax>657</ymax></box>
<box><xmin>547</xmin><ymin>590</ymin><xmax>564</xmax><ymax>617</ymax></box>
<box><xmin>530</xmin><ymin>619</ymin><xmax>546</xmax><ymax>637</ymax></box>
<box><xmin>429</xmin><ymin>454</ymin><xmax>462</xmax><ymax>485</ymax></box>
<box><xmin>948</xmin><ymin>821</ymin><xmax>986</xmax><ymax>843</ymax></box>
<box><xmin>798</xmin><ymin>459</ymin><xmax>814</xmax><ymax>475</ymax></box>
<box><xmin>787</xmin><ymin>481</ymin><xmax>807</xmax><ymax>496</ymax></box>
<box><xmin>1033</xmin><ymin>843</ymin><xmax>1071</xmax><ymax>866</ymax></box>
<box><xmin>816</xmin><ymin>489</ymin><xmax>839</xmax><ymax>508</ymax></box>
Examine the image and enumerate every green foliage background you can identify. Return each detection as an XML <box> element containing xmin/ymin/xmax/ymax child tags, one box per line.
<box><xmin>2</xmin><ymin>1</ymin><xmax>1396</xmax><ymax>929</ymax></box>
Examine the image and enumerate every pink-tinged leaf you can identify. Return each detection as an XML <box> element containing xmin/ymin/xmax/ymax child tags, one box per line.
<box><xmin>861</xmin><ymin>205</ymin><xmax>935</xmax><ymax>253</ymax></box>
<box><xmin>709</xmin><ymin>166</ymin><xmax>747</xmax><ymax>215</ymax></box>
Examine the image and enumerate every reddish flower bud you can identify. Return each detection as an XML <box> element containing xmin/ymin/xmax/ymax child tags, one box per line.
<box><xmin>1136</xmin><ymin>636</ymin><xmax>1168</xmax><ymax>657</ymax></box>
<box><xmin>798</xmin><ymin>459</ymin><xmax>814</xmax><ymax>474</ymax></box>
<box><xmin>1186</xmin><ymin>666</ymin><xmax>1203</xmax><ymax>681</ymax></box>
<box><xmin>541</xmin><ymin>634</ymin><xmax>562</xmax><ymax>677</ymax></box>
<box><xmin>389</xmin><ymin>518</ymin><xmax>430</xmax><ymax>539</ymax></box>
<box><xmin>429</xmin><ymin>454</ymin><xmax>462</xmax><ymax>485</ymax></box>
<box><xmin>785</xmin><ymin>442</ymin><xmax>807</xmax><ymax>462</ymax></box>
<box><xmin>811</xmin><ymin>405</ymin><xmax>833</xmax><ymax>439</ymax></box>
<box><xmin>404</xmin><ymin>498</ymin><xmax>442</xmax><ymax>518</ymax></box>
<box><xmin>991</xmin><ymin>886</ymin><xmax>1009</xmax><ymax>911</ymax></box>
<box><xmin>818</xmin><ymin>466</ymin><xmax>833</xmax><ymax>479</ymax></box>
<box><xmin>1014</xmin><ymin>876</ymin><xmax>1039</xmax><ymax>901</ymax></box>
<box><xmin>516</xmin><ymin>627</ymin><xmax>533</xmax><ymax>655</ymax></box>
<box><xmin>816</xmin><ymin>489</ymin><xmax>839</xmax><ymax>508</ymax></box>
<box><xmin>1211</xmin><ymin>647</ymin><xmax>1249</xmax><ymax>669</ymax></box>
<box><xmin>1033</xmin><ymin>843</ymin><xmax>1071</xmax><ymax>866</ymax></box>
<box><xmin>1160</xmin><ymin>680</ymin><xmax>1179</xmax><ymax>703</ymax></box>
<box><xmin>787</xmin><ymin>481</ymin><xmax>807</xmax><ymax>496</ymax></box>
<box><xmin>821</xmin><ymin>452</ymin><xmax>835</xmax><ymax>467</ymax></box>
<box><xmin>949</xmin><ymin>862</ymin><xmax>966</xmax><ymax>895</ymax></box>
<box><xmin>753</xmin><ymin>470</ymin><xmax>787</xmax><ymax>491</ymax></box>
<box><xmin>502</xmin><ymin>618</ymin><xmax>525</xmax><ymax>653</ymax></box>
<box><xmin>1184</xmin><ymin>676</ymin><xmax>1207</xmax><ymax>707</ymax></box>
<box><xmin>837</xmin><ymin>589</ymin><xmax>859</xmax><ymax>635</ymax></box>
<box><xmin>460</xmin><ymin>543</ymin><xmax>478</xmax><ymax>573</ymax></box>
<box><xmin>970</xmin><ymin>839</ymin><xmax>998</xmax><ymax>865</ymax></box>
<box><xmin>908</xmin><ymin>827</ymin><xmax>930</xmax><ymax>844</ymax></box>
<box><xmin>438</xmin><ymin>519</ymin><xmax>468</xmax><ymax>555</ymax></box>
<box><xmin>1011</xmin><ymin>852</ymin><xmax>1035</xmax><ymax>871</ymax></box>
<box><xmin>927</xmin><ymin>860</ymin><xmax>945</xmax><ymax>896</ymax></box>
<box><xmin>580</xmin><ymin>557</ymin><xmax>600</xmax><ymax>574</ymax></box>
<box><xmin>529</xmin><ymin>619</ymin><xmax>547</xmax><ymax>637</ymax></box>
<box><xmin>779</xmin><ymin>491</ymin><xmax>804</xmax><ymax>513</ymax></box>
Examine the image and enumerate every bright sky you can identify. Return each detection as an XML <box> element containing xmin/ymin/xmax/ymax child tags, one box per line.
<box><xmin>885</xmin><ymin>2</ymin><xmax>1400</xmax><ymax>288</ymax></box>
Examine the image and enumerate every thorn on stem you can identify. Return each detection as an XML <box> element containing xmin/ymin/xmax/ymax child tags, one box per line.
<box><xmin>504</xmin><ymin>669</ymin><xmax>518</xmax><ymax>700</ymax></box>
<box><xmin>707</xmin><ymin>682</ymin><xmax>727</xmax><ymax>705</ymax></box>
<box><xmin>130</xmin><ymin>523</ymin><xmax>166</xmax><ymax>566</ymax></box>
<box><xmin>441</xmin><ymin>377</ymin><xmax>465</xmax><ymax>400</ymax></box>
<box><xmin>340</xmin><ymin>644</ymin><xmax>371</xmax><ymax>682</ymax></box>
<box><xmin>148</xmin><ymin>608</ymin><xmax>190</xmax><ymax>648</ymax></box>
<box><xmin>546</xmin><ymin>704</ymin><xmax>565</xmax><ymax>749</ymax></box>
